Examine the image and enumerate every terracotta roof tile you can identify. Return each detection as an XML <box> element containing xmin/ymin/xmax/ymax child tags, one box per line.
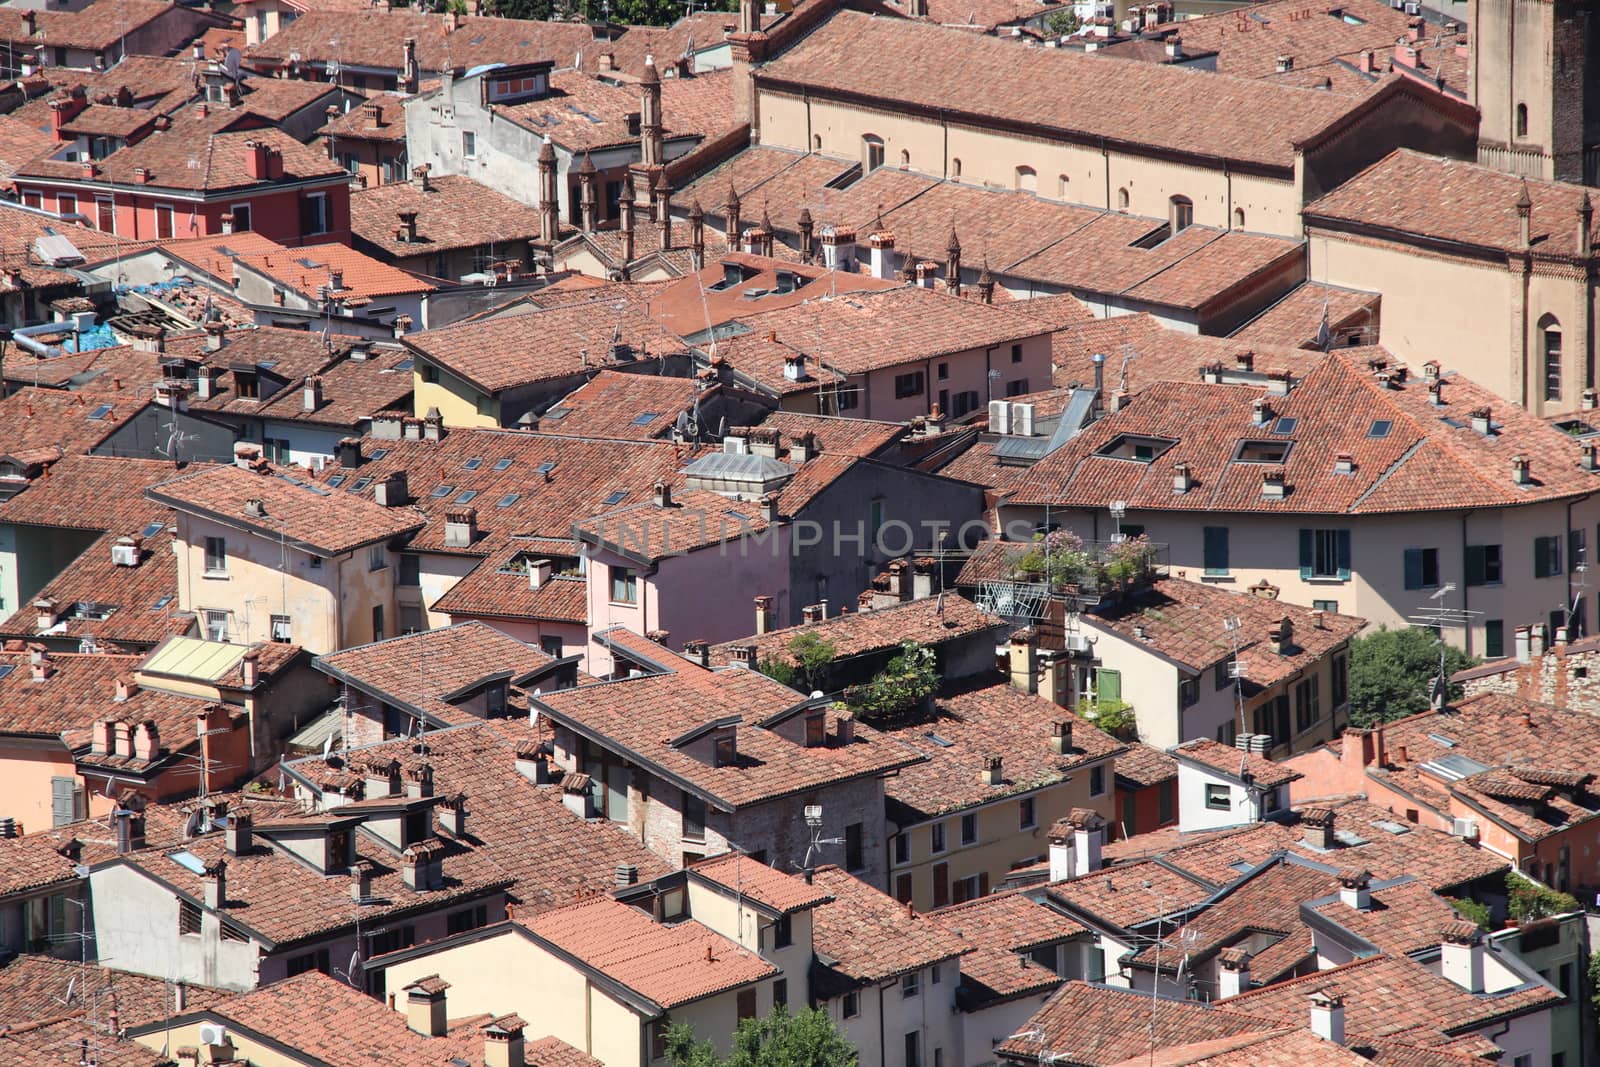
<box><xmin>0</xmin><ymin>115</ymin><xmax>56</xmax><ymax>182</ymax></box>
<box><xmin>1173</xmin><ymin>738</ymin><xmax>1303</xmax><ymax>789</ymax></box>
<box><xmin>1223</xmin><ymin>951</ymin><xmax>1561</xmax><ymax>1042</ymax></box>
<box><xmin>351</xmin><ymin>174</ymin><xmax>546</xmax><ymax>259</ymax></box>
<box><xmin>758</xmin><ymin>12</ymin><xmax>1367</xmax><ymax>170</ymax></box>
<box><xmin>883</xmin><ymin>679</ymin><xmax>1127</xmax><ymax>822</ymax></box>
<box><xmin>1116</xmin><ymin>743</ymin><xmax>1179</xmax><ymax>788</ymax></box>
<box><xmin>0</xmin><ymin>0</ymin><xmax>175</xmax><ymax>52</ymax></box>
<box><xmin>1102</xmin><ymin>1027</ymin><xmax>1378</xmax><ymax>1067</ymax></box>
<box><xmin>1308</xmin><ymin>879</ymin><xmax>1461</xmax><ymax>956</ymax></box>
<box><xmin>321</xmin><ymin>92</ymin><xmax>408</xmax><ymax>143</ymax></box>
<box><xmin>253</xmin><ymin>346</ymin><xmax>414</xmax><ymax>430</ymax></box>
<box><xmin>286</xmin><ymin>720</ymin><xmax>669</xmax><ymax>915</ymax></box>
<box><xmin>689</xmin><ymin>852</ymin><xmax>834</xmax><ymax>914</ymax></box>
<box><xmin>527</xmin><ymin>895</ymin><xmax>777</xmax><ymax>1008</ymax></box>
<box><xmin>315</xmin><ymin>621</ymin><xmax>560</xmax><ymax>728</ymax></box>
<box><xmin>1085</xmin><ymin>577</ymin><xmax>1363</xmax><ymax>690</ymax></box>
<box><xmin>537</xmin><ymin>370</ymin><xmax>701</xmax><ymax>440</ymax></box>
<box><xmin>1011</xmin><ymin>349</ymin><xmax>1600</xmax><ymax>514</ymax></box>
<box><xmin>0</xmin><ymin>454</ymin><xmax>176</xmax><ymax>533</ymax></box>
<box><xmin>995</xmin><ymin>981</ymin><xmax>1268</xmax><ymax>1065</ymax></box>
<box><xmin>0</xmin><ymin>954</ymin><xmax>229</xmax><ymax>1031</ymax></box>
<box><xmin>234</xmin><ymin>241</ymin><xmax>437</xmax><ymax>300</ymax></box>
<box><xmin>0</xmin><ymin>525</ymin><xmax>181</xmax><ymax>651</ymax></box>
<box><xmin>0</xmin><ymin>387</ymin><xmax>147</xmax><ymax>459</ymax></box>
<box><xmin>247</xmin><ymin>10</ymin><xmax>600</xmax><ymax>75</ymax></box>
<box><xmin>1046</xmin><ymin>858</ymin><xmax>1215</xmax><ymax>930</ymax></box>
<box><xmin>146</xmin><ymin>462</ymin><xmax>426</xmax><ymax>556</ymax></box>
<box><xmin>927</xmin><ymin>893</ymin><xmax>1073</xmax><ymax>1009</ymax></box>
<box><xmin>1230</xmin><ymin>283</ymin><xmax>1381</xmax><ymax>350</ymax></box>
<box><xmin>403</xmin><ymin>297</ymin><xmax>689</xmax><ymax>393</ymax></box>
<box><xmin>809</xmin><ymin>864</ymin><xmax>970</xmax><ymax>982</ymax></box>
<box><xmin>709</xmin><ymin>595</ymin><xmax>1005</xmax><ymax>671</ymax></box>
<box><xmin>756</xmin><ymin>411</ymin><xmax>906</xmax><ymax>458</ymax></box>
<box><xmin>1305</xmin><ymin>149</ymin><xmax>1599</xmax><ymax>256</ymax></box>
<box><xmin>429</xmin><ymin>542</ymin><xmax>588</xmax><ymax>625</ymax></box>
<box><xmin>533</xmin><ymin>660</ymin><xmax>923</xmax><ymax>810</ymax></box>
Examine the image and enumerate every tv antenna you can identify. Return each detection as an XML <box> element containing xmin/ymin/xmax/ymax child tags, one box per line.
<box><xmin>799</xmin><ymin>804</ymin><xmax>843</xmax><ymax>872</ymax></box>
<box><xmin>1407</xmin><ymin>583</ymin><xmax>1479</xmax><ymax>706</ymax></box>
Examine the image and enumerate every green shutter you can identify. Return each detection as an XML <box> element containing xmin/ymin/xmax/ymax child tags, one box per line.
<box><xmin>1204</xmin><ymin>527</ymin><xmax>1229</xmax><ymax>576</ymax></box>
<box><xmin>1096</xmin><ymin>668</ymin><xmax>1122</xmax><ymax>704</ymax></box>
<box><xmin>1336</xmin><ymin>530</ymin><xmax>1352</xmax><ymax>580</ymax></box>
<box><xmin>1298</xmin><ymin>529</ymin><xmax>1314</xmax><ymax>580</ymax></box>
<box><xmin>1403</xmin><ymin>548</ymin><xmax>1423</xmax><ymax>590</ymax></box>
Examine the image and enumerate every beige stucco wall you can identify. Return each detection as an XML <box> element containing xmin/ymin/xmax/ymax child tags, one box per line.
<box><xmin>412</xmin><ymin>361</ymin><xmax>498</xmax><ymax>428</ymax></box>
<box><xmin>1000</xmin><ymin>498</ymin><xmax>1600</xmax><ymax>658</ymax></box>
<box><xmin>757</xmin><ymin>90</ymin><xmax>1303</xmax><ymax>238</ymax></box>
<box><xmin>137</xmin><ymin>1021</ymin><xmax>312</xmax><ymax>1066</ymax></box>
<box><xmin>888</xmin><ymin>768</ymin><xmax>1115</xmax><ymax>912</ymax></box>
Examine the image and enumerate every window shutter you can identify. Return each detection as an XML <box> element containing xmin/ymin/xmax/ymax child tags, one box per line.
<box><xmin>1336</xmin><ymin>530</ymin><xmax>1352</xmax><ymax>580</ymax></box>
<box><xmin>1298</xmin><ymin>529</ymin><xmax>1313</xmax><ymax>580</ymax></box>
<box><xmin>1465</xmin><ymin>545</ymin><xmax>1484</xmax><ymax>587</ymax></box>
<box><xmin>1404</xmin><ymin>548</ymin><xmax>1423</xmax><ymax>590</ymax></box>
<box><xmin>50</xmin><ymin>777</ymin><xmax>76</xmax><ymax>827</ymax></box>
<box><xmin>1204</xmin><ymin>527</ymin><xmax>1229</xmax><ymax>575</ymax></box>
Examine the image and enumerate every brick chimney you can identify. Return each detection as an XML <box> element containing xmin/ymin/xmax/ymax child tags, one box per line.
<box><xmin>202</xmin><ymin>859</ymin><xmax>226</xmax><ymax>910</ymax></box>
<box><xmin>980</xmin><ymin>755</ymin><xmax>1003</xmax><ymax>786</ymax></box>
<box><xmin>1049</xmin><ymin>720</ymin><xmax>1072</xmax><ymax>755</ymax></box>
<box><xmin>244</xmin><ymin>140</ymin><xmax>269</xmax><ymax>180</ymax></box>
<box><xmin>226</xmin><ymin>811</ymin><xmax>252</xmax><ymax>855</ymax></box>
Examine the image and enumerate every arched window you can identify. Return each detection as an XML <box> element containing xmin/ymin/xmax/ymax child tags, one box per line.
<box><xmin>862</xmin><ymin>134</ymin><xmax>885</xmax><ymax>173</ymax></box>
<box><xmin>1117</xmin><ymin>187</ymin><xmax>1130</xmax><ymax>211</ymax></box>
<box><xmin>1233</xmin><ymin>207</ymin><xmax>1246</xmax><ymax>229</ymax></box>
<box><xmin>1516</xmin><ymin>103</ymin><xmax>1528</xmax><ymax>138</ymax></box>
<box><xmin>1015</xmin><ymin>165</ymin><xmax>1037</xmax><ymax>193</ymax></box>
<box><xmin>1057</xmin><ymin>174</ymin><xmax>1070</xmax><ymax>199</ymax></box>
<box><xmin>1540</xmin><ymin>314</ymin><xmax>1562</xmax><ymax>401</ymax></box>
<box><xmin>951</xmin><ymin>158</ymin><xmax>962</xmax><ymax>179</ymax></box>
<box><xmin>899</xmin><ymin>149</ymin><xmax>910</xmax><ymax>168</ymax></box>
<box><xmin>812</xmin><ymin>134</ymin><xmax>822</xmax><ymax>152</ymax></box>
<box><xmin>1169</xmin><ymin>195</ymin><xmax>1194</xmax><ymax>232</ymax></box>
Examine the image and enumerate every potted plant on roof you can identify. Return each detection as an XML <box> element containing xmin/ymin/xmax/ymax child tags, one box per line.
<box><xmin>1011</xmin><ymin>530</ymin><xmax>1090</xmax><ymax>594</ymax></box>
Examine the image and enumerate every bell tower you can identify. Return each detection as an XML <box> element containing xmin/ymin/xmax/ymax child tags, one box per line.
<box><xmin>1469</xmin><ymin>0</ymin><xmax>1598</xmax><ymax>184</ymax></box>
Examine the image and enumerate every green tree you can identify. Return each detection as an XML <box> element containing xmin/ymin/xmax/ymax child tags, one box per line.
<box><xmin>665</xmin><ymin>1005</ymin><xmax>858</xmax><ymax>1067</ymax></box>
<box><xmin>1588</xmin><ymin>949</ymin><xmax>1600</xmax><ymax>1017</ymax></box>
<box><xmin>843</xmin><ymin>640</ymin><xmax>939</xmax><ymax>723</ymax></box>
<box><xmin>1044</xmin><ymin>9</ymin><xmax>1082</xmax><ymax>36</ymax></box>
<box><xmin>758</xmin><ymin>633</ymin><xmax>837</xmax><ymax>694</ymax></box>
<box><xmin>1347</xmin><ymin>625</ymin><xmax>1474</xmax><ymax>727</ymax></box>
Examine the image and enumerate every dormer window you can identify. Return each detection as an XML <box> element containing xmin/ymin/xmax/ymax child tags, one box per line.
<box><xmin>714</xmin><ymin>730</ymin><xmax>738</xmax><ymax>767</ymax></box>
<box><xmin>403</xmin><ymin>809</ymin><xmax>429</xmax><ymax>846</ymax></box>
<box><xmin>1233</xmin><ymin>439</ymin><xmax>1292</xmax><ymax>464</ymax></box>
<box><xmin>234</xmin><ymin>368</ymin><xmax>259</xmax><ymax>399</ymax></box>
<box><xmin>1096</xmin><ymin>434</ymin><xmax>1177</xmax><ymax>463</ymax></box>
<box><xmin>328</xmin><ymin>828</ymin><xmax>353</xmax><ymax>871</ymax></box>
<box><xmin>486</xmin><ymin>682</ymin><xmax>507</xmax><ymax>717</ymax></box>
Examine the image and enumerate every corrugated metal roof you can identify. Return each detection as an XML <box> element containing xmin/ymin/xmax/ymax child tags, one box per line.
<box><xmin>139</xmin><ymin>636</ymin><xmax>247</xmax><ymax>681</ymax></box>
<box><xmin>680</xmin><ymin>452</ymin><xmax>796</xmax><ymax>481</ymax></box>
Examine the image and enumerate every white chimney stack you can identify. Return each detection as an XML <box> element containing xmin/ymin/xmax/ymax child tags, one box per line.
<box><xmin>1308</xmin><ymin>988</ymin><xmax>1345</xmax><ymax>1045</ymax></box>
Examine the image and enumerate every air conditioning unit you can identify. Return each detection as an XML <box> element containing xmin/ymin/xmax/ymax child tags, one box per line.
<box><xmin>989</xmin><ymin>400</ymin><xmax>1012</xmax><ymax>435</ymax></box>
<box><xmin>198</xmin><ymin>1023</ymin><xmax>229</xmax><ymax>1047</ymax></box>
<box><xmin>1402</xmin><ymin>0</ymin><xmax>1419</xmax><ymax>11</ymax></box>
<box><xmin>1450</xmin><ymin>817</ymin><xmax>1479</xmax><ymax>841</ymax></box>
<box><xmin>110</xmin><ymin>539</ymin><xmax>140</xmax><ymax>567</ymax></box>
<box><xmin>1063</xmin><ymin>633</ymin><xmax>1093</xmax><ymax>653</ymax></box>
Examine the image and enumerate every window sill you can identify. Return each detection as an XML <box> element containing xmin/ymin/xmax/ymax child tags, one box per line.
<box><xmin>1200</xmin><ymin>573</ymin><xmax>1234</xmax><ymax>583</ymax></box>
<box><xmin>202</xmin><ymin>571</ymin><xmax>230</xmax><ymax>580</ymax></box>
<box><xmin>1305</xmin><ymin>576</ymin><xmax>1348</xmax><ymax>584</ymax></box>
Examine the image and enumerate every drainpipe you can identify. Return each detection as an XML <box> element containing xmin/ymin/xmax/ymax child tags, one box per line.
<box><xmin>1460</xmin><ymin>510</ymin><xmax>1474</xmax><ymax>658</ymax></box>
<box><xmin>878</xmin><ymin>981</ymin><xmax>888</xmax><ymax>1067</ymax></box>
<box><xmin>1101</xmin><ymin>137</ymin><xmax>1110</xmax><ymax>212</ymax></box>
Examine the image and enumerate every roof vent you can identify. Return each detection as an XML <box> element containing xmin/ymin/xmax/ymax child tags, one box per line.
<box><xmin>244</xmin><ymin>498</ymin><xmax>266</xmax><ymax>518</ymax></box>
<box><xmin>1511</xmin><ymin>455</ymin><xmax>1531</xmax><ymax>486</ymax></box>
<box><xmin>1468</xmin><ymin>406</ymin><xmax>1493</xmax><ymax>436</ymax></box>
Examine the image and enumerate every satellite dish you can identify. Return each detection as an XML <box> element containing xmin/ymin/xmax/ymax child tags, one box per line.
<box><xmin>223</xmin><ymin>47</ymin><xmax>242</xmax><ymax>80</ymax></box>
<box><xmin>321</xmin><ymin>734</ymin><xmax>333</xmax><ymax>760</ymax></box>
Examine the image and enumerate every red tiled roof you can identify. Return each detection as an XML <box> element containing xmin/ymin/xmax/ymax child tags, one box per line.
<box><xmin>995</xmin><ymin>981</ymin><xmax>1268</xmax><ymax>1065</ymax></box>
<box><xmin>533</xmin><ymin>661</ymin><xmax>923</xmax><ymax>810</ymax></box>
<box><xmin>147</xmin><ymin>462</ymin><xmax>426</xmax><ymax>556</ymax></box>
<box><xmin>1308</xmin><ymin>879</ymin><xmax>1461</xmax><ymax>956</ymax></box>
<box><xmin>315</xmin><ymin>622</ymin><xmax>559</xmax><ymax>727</ymax></box>
<box><xmin>0</xmin><ymin>0</ymin><xmax>175</xmax><ymax>52</ymax></box>
<box><xmin>403</xmin><ymin>297</ymin><xmax>689</xmax><ymax>393</ymax></box>
<box><xmin>0</xmin><ymin>954</ymin><xmax>230</xmax><ymax>1031</ymax></box>
<box><xmin>0</xmin><ymin>387</ymin><xmax>144</xmax><ymax>458</ymax></box>
<box><xmin>321</xmin><ymin>93</ymin><xmax>409</xmax><ymax>143</ymax></box>
<box><xmin>0</xmin><ymin>454</ymin><xmax>176</xmax><ymax>533</ymax></box>
<box><xmin>286</xmin><ymin>719</ymin><xmax>670</xmax><ymax>917</ymax></box>
<box><xmin>688</xmin><ymin>852</ymin><xmax>834</xmax><ymax>914</ymax></box>
<box><xmin>574</xmin><ymin>486</ymin><xmax>771</xmax><ymax>563</ymax></box>
<box><xmin>537</xmin><ymin>370</ymin><xmax>700</xmax><ymax>441</ymax></box>
<box><xmin>0</xmin><ymin>115</ymin><xmax>56</xmax><ymax>182</ymax></box>
<box><xmin>1049</xmin><ymin>314</ymin><xmax>1328</xmax><ymax>395</ymax></box>
<box><xmin>927</xmin><ymin>891</ymin><xmax>1076</xmax><ymax>1009</ymax></box>
<box><xmin>1046</xmin><ymin>857</ymin><xmax>1215</xmax><ymax>930</ymax></box>
<box><xmin>756</xmin><ymin>411</ymin><xmax>906</xmax><ymax>458</ymax></box>
<box><xmin>527</xmin><ymin>896</ymin><xmax>777</xmax><ymax>1008</ymax></box>
<box><xmin>247</xmin><ymin>10</ymin><xmax>600</xmax><ymax>76</ymax></box>
<box><xmin>1223</xmin><ymin>951</ymin><xmax>1561</xmax><ymax>1042</ymax></box>
<box><xmin>1103</xmin><ymin>1027</ymin><xmax>1377</xmax><ymax>1067</ymax></box>
<box><xmin>234</xmin><ymin>241</ymin><xmax>437</xmax><ymax>300</ymax></box>
<box><xmin>1010</xmin><ymin>349</ymin><xmax>1600</xmax><ymax>514</ymax></box>
<box><xmin>1085</xmin><ymin>577</ymin><xmax>1363</xmax><ymax>690</ymax></box>
<box><xmin>1305</xmin><ymin>149</ymin><xmax>1599</xmax><ymax>257</ymax></box>
<box><xmin>428</xmin><ymin>541</ymin><xmax>589</xmax><ymax>625</ymax></box>
<box><xmin>1115</xmin><ymin>742</ymin><xmax>1179</xmax><ymax>788</ymax></box>
<box><xmin>809</xmin><ymin>864</ymin><xmax>970</xmax><ymax>982</ymax></box>
<box><xmin>1231</xmin><ymin>283</ymin><xmax>1381</xmax><ymax>350</ymax></box>
<box><xmin>758</xmin><ymin>12</ymin><xmax>1367</xmax><ymax>170</ymax></box>
<box><xmin>350</xmin><ymin>174</ymin><xmax>546</xmax><ymax>259</ymax></box>
<box><xmin>709</xmin><ymin>595</ymin><xmax>1004</xmax><ymax>670</ymax></box>
<box><xmin>644</xmin><ymin>251</ymin><xmax>899</xmax><ymax>340</ymax></box>
<box><xmin>1173</xmin><ymin>738</ymin><xmax>1303</xmax><ymax>789</ymax></box>
<box><xmin>253</xmin><ymin>347</ymin><xmax>414</xmax><ymax>430</ymax></box>
<box><xmin>884</xmin><ymin>679</ymin><xmax>1126</xmax><ymax>822</ymax></box>
<box><xmin>0</xmin><ymin>526</ymin><xmax>182</xmax><ymax>652</ymax></box>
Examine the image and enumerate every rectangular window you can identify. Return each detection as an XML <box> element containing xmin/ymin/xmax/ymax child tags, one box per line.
<box><xmin>1313</xmin><ymin>599</ymin><xmax>1339</xmax><ymax>613</ymax></box>
<box><xmin>1299</xmin><ymin>528</ymin><xmax>1351</xmax><ymax>580</ymax></box>
<box><xmin>610</xmin><ymin>565</ymin><xmax>638</xmax><ymax>604</ymax></box>
<box><xmin>1535</xmin><ymin>536</ymin><xmax>1563</xmax><ymax>578</ymax></box>
<box><xmin>1204</xmin><ymin>783</ymin><xmax>1231</xmax><ymax>810</ymax></box>
<box><xmin>1544</xmin><ymin>330</ymin><xmax>1562</xmax><ymax>402</ymax></box>
<box><xmin>1020</xmin><ymin>795</ymin><xmax>1037</xmax><ymax>828</ymax></box>
<box><xmin>1089</xmin><ymin>765</ymin><xmax>1106</xmax><ymax>797</ymax></box>
<box><xmin>368</xmin><ymin>543</ymin><xmax>387</xmax><ymax>572</ymax></box>
<box><xmin>894</xmin><ymin>371</ymin><xmax>925</xmax><ymax>399</ymax></box>
<box><xmin>1202</xmin><ymin>526</ymin><xmax>1229</xmax><ymax>576</ymax></box>
<box><xmin>462</xmin><ymin>130</ymin><xmax>477</xmax><ymax>158</ymax></box>
<box><xmin>95</xmin><ymin>197</ymin><xmax>114</xmax><ymax>232</ymax></box>
<box><xmin>1464</xmin><ymin>544</ymin><xmax>1502</xmax><ymax>586</ymax></box>
<box><xmin>773</xmin><ymin>977</ymin><xmax>788</xmax><ymax>1007</ymax></box>
<box><xmin>893</xmin><ymin>833</ymin><xmax>909</xmax><ymax>864</ymax></box>
<box><xmin>682</xmin><ymin>792</ymin><xmax>706</xmax><ymax>842</ymax></box>
<box><xmin>1179</xmin><ymin>676</ymin><xmax>1199</xmax><ymax>708</ymax></box>
<box><xmin>737</xmin><ymin>989</ymin><xmax>757</xmax><ymax>1021</ymax></box>
<box><xmin>715</xmin><ymin>734</ymin><xmax>737</xmax><ymax>767</ymax></box>
<box><xmin>179</xmin><ymin>899</ymin><xmax>202</xmax><ymax>936</ymax></box>
<box><xmin>902</xmin><ymin>971</ymin><xmax>920</xmax><ymax>998</ymax></box>
<box><xmin>904</xmin><ymin>1031</ymin><xmax>921</xmax><ymax>1067</ymax></box>
<box><xmin>399</xmin><ymin>605</ymin><xmax>424</xmax><ymax>634</ymax></box>
<box><xmin>894</xmin><ymin>873</ymin><xmax>913</xmax><ymax>903</ymax></box>
<box><xmin>56</xmin><ymin>193</ymin><xmax>77</xmax><ymax>219</ymax></box>
<box><xmin>1011</xmin><ymin>344</ymin><xmax>1023</xmax><ymax>363</ymax></box>
<box><xmin>1004</xmin><ymin>378</ymin><xmax>1029</xmax><ymax>398</ymax></box>
<box><xmin>1294</xmin><ymin>676</ymin><xmax>1322</xmax><ymax>732</ymax></box>
<box><xmin>1158</xmin><ymin>779</ymin><xmax>1175</xmax><ymax>824</ymax></box>
<box><xmin>540</xmin><ymin>635</ymin><xmax>564</xmax><ymax>657</ymax></box>
<box><xmin>231</xmin><ymin>203</ymin><xmax>252</xmax><ymax>232</ymax></box>
<box><xmin>204</xmin><ymin>536</ymin><xmax>227</xmax><ymax>574</ymax></box>
<box><xmin>845</xmin><ymin>822</ymin><xmax>864</xmax><ymax>871</ymax></box>
<box><xmin>203</xmin><ymin>609</ymin><xmax>229</xmax><ymax>642</ymax></box>
<box><xmin>1484</xmin><ymin>619</ymin><xmax>1505</xmax><ymax>659</ymax></box>
<box><xmin>1331</xmin><ymin>654</ymin><xmax>1348</xmax><ymax>707</ymax></box>
<box><xmin>1215</xmin><ymin>661</ymin><xmax>1231</xmax><ymax>691</ymax></box>
<box><xmin>834</xmin><ymin>385</ymin><xmax>861</xmax><ymax>412</ymax></box>
<box><xmin>843</xmin><ymin>991</ymin><xmax>860</xmax><ymax>1018</ymax></box>
<box><xmin>446</xmin><ymin>905</ymin><xmax>489</xmax><ymax>935</ymax></box>
<box><xmin>936</xmin><ymin>362</ymin><xmax>949</xmax><ymax>380</ymax></box>
<box><xmin>302</xmin><ymin>192</ymin><xmax>330</xmax><ymax>235</ymax></box>
<box><xmin>398</xmin><ymin>554</ymin><xmax>421</xmax><ymax>586</ymax></box>
<box><xmin>371</xmin><ymin>605</ymin><xmax>385</xmax><ymax>641</ymax></box>
<box><xmin>1403</xmin><ymin>547</ymin><xmax>1439</xmax><ymax>590</ymax></box>
<box><xmin>367</xmin><ymin>924</ymin><xmax>416</xmax><ymax>956</ymax></box>
<box><xmin>270</xmin><ymin>614</ymin><xmax>292</xmax><ymax>643</ymax></box>
<box><xmin>652</xmin><ymin>1021</ymin><xmax>670</xmax><ymax>1061</ymax></box>
<box><xmin>772</xmin><ymin>913</ymin><xmax>792</xmax><ymax>949</ymax></box>
<box><xmin>49</xmin><ymin>776</ymin><xmax>82</xmax><ymax>828</ymax></box>
<box><xmin>930</xmin><ymin>822</ymin><xmax>946</xmax><ymax>854</ymax></box>
<box><xmin>960</xmin><ymin>813</ymin><xmax>977</xmax><ymax>845</ymax></box>
<box><xmin>155</xmin><ymin>203</ymin><xmax>174</xmax><ymax>239</ymax></box>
